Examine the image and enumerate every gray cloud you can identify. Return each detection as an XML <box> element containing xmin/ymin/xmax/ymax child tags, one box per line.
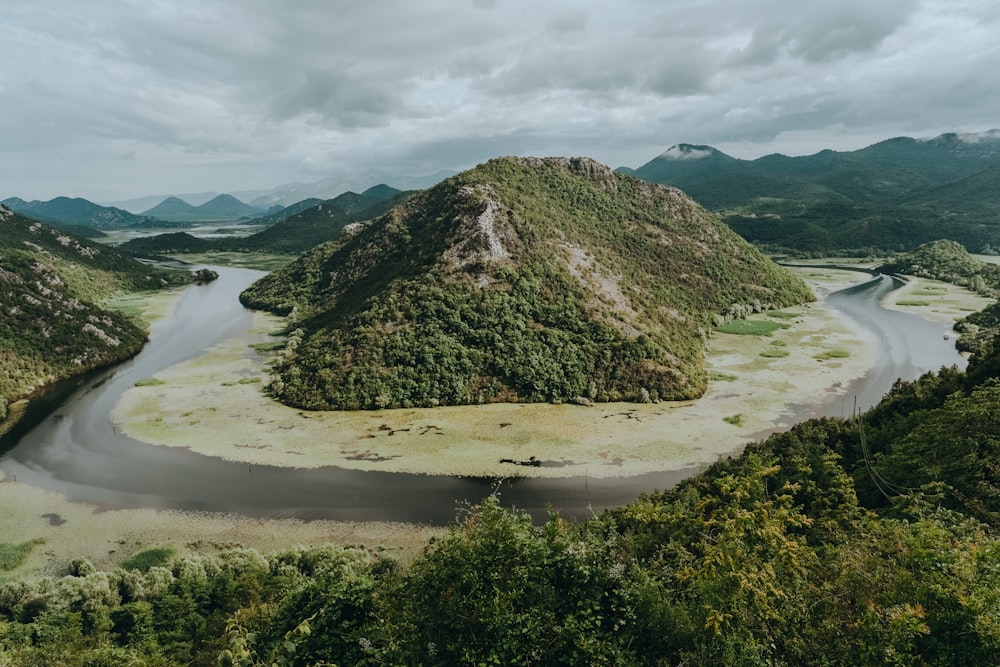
<box><xmin>0</xmin><ymin>0</ymin><xmax>996</xmax><ymax>201</ymax></box>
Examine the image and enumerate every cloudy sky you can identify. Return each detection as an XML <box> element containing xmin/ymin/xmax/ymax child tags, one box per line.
<box><xmin>2</xmin><ymin>0</ymin><xmax>998</xmax><ymax>202</ymax></box>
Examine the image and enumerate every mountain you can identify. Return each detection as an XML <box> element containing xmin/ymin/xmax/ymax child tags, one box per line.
<box><xmin>625</xmin><ymin>131</ymin><xmax>1000</xmax><ymax>254</ymax></box>
<box><xmin>242</xmin><ymin>169</ymin><xmax>454</xmax><ymax>209</ymax></box>
<box><xmin>1</xmin><ymin>196</ymin><xmax>160</xmax><ymax>230</ymax></box>
<box><xmin>104</xmin><ymin>191</ymin><xmax>222</xmax><ymax>212</ymax></box>
<box><xmin>141</xmin><ymin>194</ymin><xmax>263</xmax><ymax>222</ymax></box>
<box><xmin>118</xmin><ymin>186</ymin><xmax>411</xmax><ymax>257</ymax></box>
<box><xmin>225</xmin><ymin>185</ymin><xmax>410</xmax><ymax>254</ymax></box>
<box><xmin>141</xmin><ymin>195</ymin><xmax>199</xmax><ymax>219</ymax></box>
<box><xmin>0</xmin><ymin>206</ymin><xmax>189</xmax><ymax>430</ymax></box>
<box><xmin>194</xmin><ymin>194</ymin><xmax>262</xmax><ymax>218</ymax></box>
<box><xmin>240</xmin><ymin>156</ymin><xmax>812</xmax><ymax>410</ymax></box>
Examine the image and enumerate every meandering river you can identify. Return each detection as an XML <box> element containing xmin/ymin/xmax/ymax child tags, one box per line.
<box><xmin>0</xmin><ymin>267</ymin><xmax>964</xmax><ymax>524</ymax></box>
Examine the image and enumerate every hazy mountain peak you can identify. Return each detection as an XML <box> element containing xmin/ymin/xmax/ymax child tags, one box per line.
<box><xmin>954</xmin><ymin>129</ymin><xmax>1000</xmax><ymax>144</ymax></box>
<box><xmin>658</xmin><ymin>144</ymin><xmax>719</xmax><ymax>161</ymax></box>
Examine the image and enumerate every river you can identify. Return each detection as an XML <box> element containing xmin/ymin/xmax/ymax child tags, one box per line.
<box><xmin>0</xmin><ymin>267</ymin><xmax>964</xmax><ymax>524</ymax></box>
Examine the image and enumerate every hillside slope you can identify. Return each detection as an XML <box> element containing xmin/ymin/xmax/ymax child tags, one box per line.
<box><xmin>0</xmin><ymin>206</ymin><xmax>187</xmax><ymax>428</ymax></box>
<box><xmin>242</xmin><ymin>157</ymin><xmax>812</xmax><ymax>410</ymax></box>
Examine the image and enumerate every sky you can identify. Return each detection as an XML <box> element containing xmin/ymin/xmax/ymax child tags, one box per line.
<box><xmin>2</xmin><ymin>0</ymin><xmax>998</xmax><ymax>203</ymax></box>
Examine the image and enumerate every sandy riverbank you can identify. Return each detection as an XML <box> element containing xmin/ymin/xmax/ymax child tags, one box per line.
<box><xmin>111</xmin><ymin>266</ymin><xmax>881</xmax><ymax>479</ymax></box>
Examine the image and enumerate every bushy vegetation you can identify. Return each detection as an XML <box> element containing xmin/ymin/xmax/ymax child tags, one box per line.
<box><xmin>241</xmin><ymin>157</ymin><xmax>812</xmax><ymax>409</ymax></box>
<box><xmin>0</xmin><ymin>208</ymin><xmax>189</xmax><ymax>431</ymax></box>
<box><xmin>6</xmin><ymin>340</ymin><xmax>1000</xmax><ymax>664</ymax></box>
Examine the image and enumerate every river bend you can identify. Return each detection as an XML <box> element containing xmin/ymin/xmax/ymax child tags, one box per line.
<box><xmin>0</xmin><ymin>268</ymin><xmax>964</xmax><ymax>523</ymax></box>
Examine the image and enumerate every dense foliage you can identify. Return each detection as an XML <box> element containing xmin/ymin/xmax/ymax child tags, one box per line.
<box><xmin>623</xmin><ymin>133</ymin><xmax>1000</xmax><ymax>254</ymax></box>
<box><xmin>0</xmin><ymin>207</ymin><xmax>188</xmax><ymax>426</ymax></box>
<box><xmin>241</xmin><ymin>157</ymin><xmax>812</xmax><ymax>410</ymax></box>
<box><xmin>6</xmin><ymin>340</ymin><xmax>1000</xmax><ymax>664</ymax></box>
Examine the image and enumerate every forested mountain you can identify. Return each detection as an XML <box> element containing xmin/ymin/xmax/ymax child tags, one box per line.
<box><xmin>241</xmin><ymin>156</ymin><xmax>812</xmax><ymax>410</ymax></box>
<box><xmin>622</xmin><ymin>131</ymin><xmax>1000</xmax><ymax>254</ymax></box>
<box><xmin>0</xmin><ymin>206</ymin><xmax>188</xmax><ymax>429</ymax></box>
<box><xmin>5</xmin><ymin>333</ymin><xmax>1000</xmax><ymax>665</ymax></box>
<box><xmin>1</xmin><ymin>196</ymin><xmax>159</xmax><ymax>231</ymax></box>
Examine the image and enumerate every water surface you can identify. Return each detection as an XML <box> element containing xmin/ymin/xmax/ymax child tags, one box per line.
<box><xmin>0</xmin><ymin>268</ymin><xmax>965</xmax><ymax>524</ymax></box>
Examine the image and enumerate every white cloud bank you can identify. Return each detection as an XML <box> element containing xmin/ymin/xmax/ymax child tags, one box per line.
<box><xmin>1</xmin><ymin>0</ymin><xmax>997</xmax><ymax>200</ymax></box>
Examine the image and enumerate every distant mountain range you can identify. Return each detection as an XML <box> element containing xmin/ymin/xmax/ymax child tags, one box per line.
<box><xmin>621</xmin><ymin>130</ymin><xmax>1000</xmax><ymax>254</ymax></box>
<box><xmin>141</xmin><ymin>193</ymin><xmax>264</xmax><ymax>222</ymax></box>
<box><xmin>1</xmin><ymin>196</ymin><xmax>158</xmax><ymax>232</ymax></box>
<box><xmin>118</xmin><ymin>185</ymin><xmax>410</xmax><ymax>256</ymax></box>
<box><xmin>105</xmin><ymin>169</ymin><xmax>454</xmax><ymax>213</ymax></box>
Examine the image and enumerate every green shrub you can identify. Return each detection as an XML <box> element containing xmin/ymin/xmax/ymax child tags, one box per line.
<box><xmin>815</xmin><ymin>349</ymin><xmax>851</xmax><ymax>360</ymax></box>
<box><xmin>120</xmin><ymin>546</ymin><xmax>176</xmax><ymax>572</ymax></box>
<box><xmin>718</xmin><ymin>320</ymin><xmax>788</xmax><ymax>336</ymax></box>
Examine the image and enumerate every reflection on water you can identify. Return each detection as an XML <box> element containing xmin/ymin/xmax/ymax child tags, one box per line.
<box><xmin>0</xmin><ymin>269</ymin><xmax>967</xmax><ymax>525</ymax></box>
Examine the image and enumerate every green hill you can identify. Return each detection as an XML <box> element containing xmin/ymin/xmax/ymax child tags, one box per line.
<box><xmin>241</xmin><ymin>156</ymin><xmax>812</xmax><ymax>410</ymax></box>
<box><xmin>116</xmin><ymin>232</ymin><xmax>218</xmax><ymax>256</ymax></box>
<box><xmin>0</xmin><ymin>206</ymin><xmax>188</xmax><ymax>429</ymax></box>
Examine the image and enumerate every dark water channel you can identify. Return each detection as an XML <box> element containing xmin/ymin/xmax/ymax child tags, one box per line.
<box><xmin>0</xmin><ymin>268</ymin><xmax>965</xmax><ymax>525</ymax></box>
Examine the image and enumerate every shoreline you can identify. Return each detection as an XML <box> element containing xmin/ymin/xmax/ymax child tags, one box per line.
<box><xmin>110</xmin><ymin>266</ymin><xmax>882</xmax><ymax>479</ymax></box>
<box><xmin>5</xmin><ymin>264</ymin><xmax>990</xmax><ymax>576</ymax></box>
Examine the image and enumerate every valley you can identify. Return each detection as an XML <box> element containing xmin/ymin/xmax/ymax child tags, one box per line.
<box><xmin>1</xmin><ymin>258</ymin><xmax>986</xmax><ymax>579</ymax></box>
<box><xmin>4</xmin><ymin>150</ymin><xmax>1000</xmax><ymax>664</ymax></box>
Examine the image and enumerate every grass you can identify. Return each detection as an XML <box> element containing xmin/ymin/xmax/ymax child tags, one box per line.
<box><xmin>121</xmin><ymin>546</ymin><xmax>176</xmax><ymax>572</ymax></box>
<box><xmin>896</xmin><ymin>300</ymin><xmax>931</xmax><ymax>307</ymax></box>
<box><xmin>172</xmin><ymin>252</ymin><xmax>292</xmax><ymax>272</ymax></box>
<box><xmin>759</xmin><ymin>348</ymin><xmax>790</xmax><ymax>358</ymax></box>
<box><xmin>224</xmin><ymin>377</ymin><xmax>263</xmax><ymax>386</ymax></box>
<box><xmin>717</xmin><ymin>320</ymin><xmax>789</xmax><ymax>336</ymax></box>
<box><xmin>709</xmin><ymin>371</ymin><xmax>737</xmax><ymax>382</ymax></box>
<box><xmin>766</xmin><ymin>311</ymin><xmax>799</xmax><ymax>319</ymax></box>
<box><xmin>250</xmin><ymin>341</ymin><xmax>285</xmax><ymax>352</ymax></box>
<box><xmin>134</xmin><ymin>378</ymin><xmax>166</xmax><ymax>387</ymax></box>
<box><xmin>723</xmin><ymin>414</ymin><xmax>743</xmax><ymax>426</ymax></box>
<box><xmin>0</xmin><ymin>539</ymin><xmax>44</xmax><ymax>572</ymax></box>
<box><xmin>815</xmin><ymin>349</ymin><xmax>851</xmax><ymax>360</ymax></box>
